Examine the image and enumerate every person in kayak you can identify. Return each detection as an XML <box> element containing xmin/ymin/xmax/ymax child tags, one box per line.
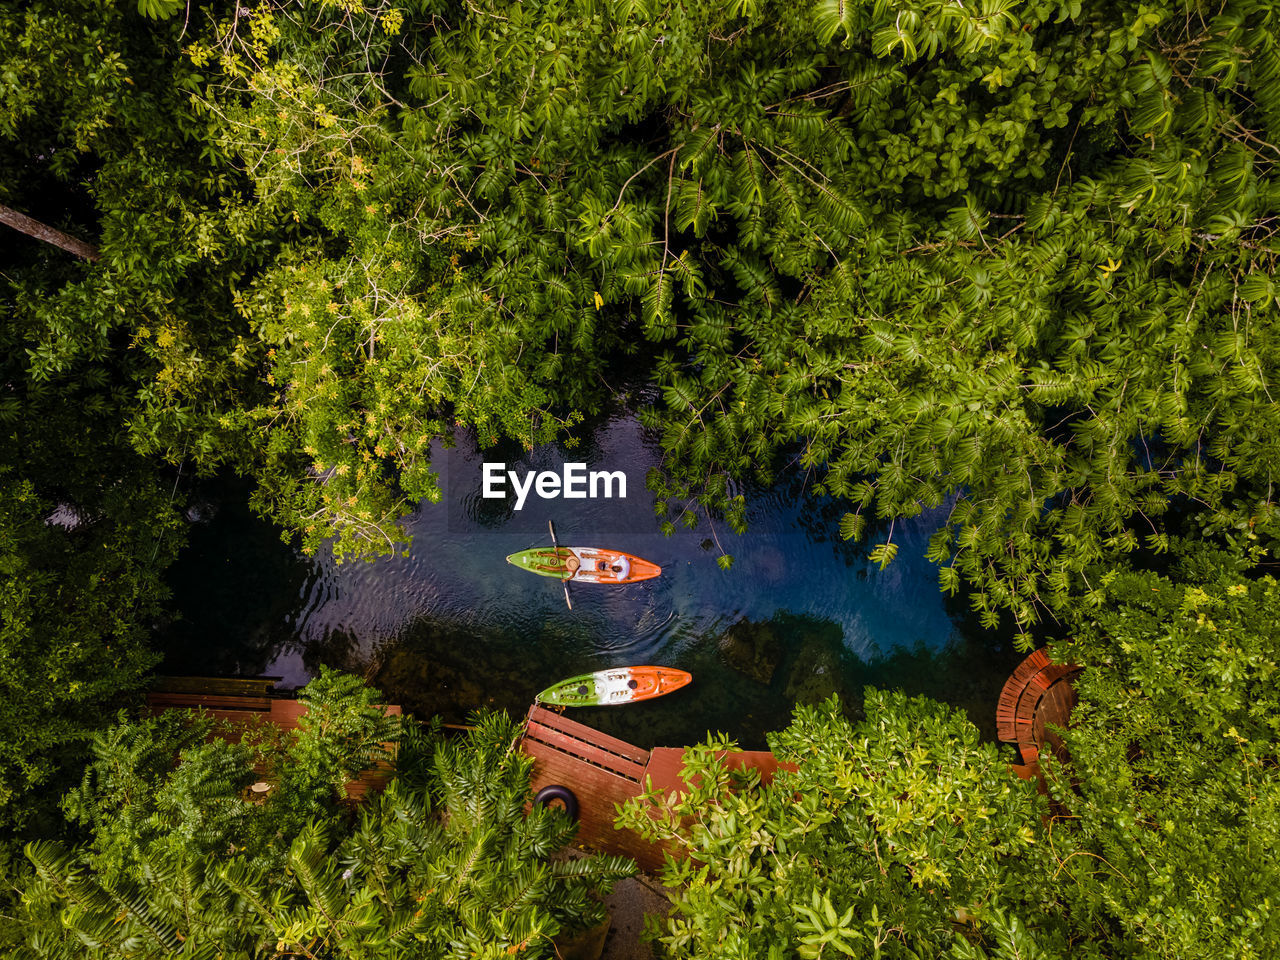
<box><xmin>611</xmin><ymin>556</ymin><xmax>630</xmax><ymax>581</ymax></box>
<box><xmin>564</xmin><ymin>554</ymin><xmax>581</xmax><ymax>578</ymax></box>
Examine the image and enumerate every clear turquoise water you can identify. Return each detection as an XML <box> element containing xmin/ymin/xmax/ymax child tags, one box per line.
<box><xmin>161</xmin><ymin>411</ymin><xmax>1020</xmax><ymax>749</ymax></box>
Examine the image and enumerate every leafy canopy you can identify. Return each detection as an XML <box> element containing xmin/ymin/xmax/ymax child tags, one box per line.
<box><xmin>20</xmin><ymin>703</ymin><xmax>632</xmax><ymax>959</ymax></box>
<box><xmin>174</xmin><ymin>0</ymin><xmax>1280</xmax><ymax>627</ymax></box>
<box><xmin>619</xmin><ymin>690</ymin><xmax>1061</xmax><ymax>959</ymax></box>
<box><xmin>1049</xmin><ymin>543</ymin><xmax>1280</xmax><ymax>959</ymax></box>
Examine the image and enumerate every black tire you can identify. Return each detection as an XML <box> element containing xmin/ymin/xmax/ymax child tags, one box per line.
<box><xmin>533</xmin><ymin>784</ymin><xmax>579</xmax><ymax>822</ymax></box>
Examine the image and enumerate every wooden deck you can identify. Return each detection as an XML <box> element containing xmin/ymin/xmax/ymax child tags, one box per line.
<box><xmin>147</xmin><ymin>678</ymin><xmax>401</xmax><ymax>800</ymax></box>
<box><xmin>521</xmin><ymin>705</ymin><xmax>788</xmax><ymax>872</ymax></box>
<box><xmin>645</xmin><ymin>747</ymin><xmax>793</xmax><ymax>794</ymax></box>
<box><xmin>995</xmin><ymin>648</ymin><xmax>1080</xmax><ymax>783</ymax></box>
<box><xmin>521</xmin><ymin>705</ymin><xmax>666</xmax><ymax>869</ymax></box>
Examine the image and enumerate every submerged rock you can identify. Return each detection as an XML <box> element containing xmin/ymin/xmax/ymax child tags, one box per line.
<box><xmin>184</xmin><ymin>499</ymin><xmax>219</xmax><ymax>523</ymax></box>
<box><xmin>717</xmin><ymin>618</ymin><xmax>781</xmax><ymax>685</ymax></box>
<box><xmin>784</xmin><ymin>637</ymin><xmax>844</xmax><ymax>705</ymax></box>
<box><xmin>372</xmin><ymin>646</ymin><xmax>497</xmax><ymax>721</ymax></box>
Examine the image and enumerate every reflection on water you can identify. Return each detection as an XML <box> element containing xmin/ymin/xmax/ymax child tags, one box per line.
<box><xmin>160</xmin><ymin>412</ymin><xmax>1022</xmax><ymax>748</ymax></box>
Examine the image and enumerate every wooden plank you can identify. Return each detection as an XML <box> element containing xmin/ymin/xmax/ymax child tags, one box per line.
<box><xmin>268</xmin><ymin>700</ymin><xmax>308</xmax><ymax>729</ymax></box>
<box><xmin>996</xmin><ymin>649</ymin><xmax>1057</xmax><ymax>741</ymax></box>
<box><xmin>151</xmin><ymin>676</ymin><xmax>280</xmax><ymax>697</ymax></box>
<box><xmin>520</xmin><ymin>712</ymin><xmax>676</xmax><ymax>873</ymax></box>
<box><xmin>998</xmin><ymin>650</ymin><xmax>1081</xmax><ymax>780</ymax></box>
<box><xmin>1034</xmin><ymin>680</ymin><xmax>1077</xmax><ymax>756</ymax></box>
<box><xmin>1006</xmin><ymin>649</ymin><xmax>1050</xmax><ymax>688</ymax></box>
<box><xmin>524</xmin><ymin>721</ymin><xmax>646</xmax><ymax>780</ymax></box>
<box><xmin>998</xmin><ymin>650</ymin><xmax>1083</xmax><ymax>814</ymax></box>
<box><xmin>526</xmin><ymin>706</ymin><xmax>650</xmax><ymax>763</ymax></box>
<box><xmin>644</xmin><ymin>748</ymin><xmax>795</xmax><ymax>797</ymax></box>
<box><xmin>524</xmin><ymin>739</ymin><xmax>640</xmax><ymax>795</ymax></box>
<box><xmin>148</xmin><ymin>693</ymin><xmax>272</xmax><ymax>711</ymax></box>
<box><xmin>519</xmin><ymin>710</ymin><xmax>803</xmax><ymax>874</ymax></box>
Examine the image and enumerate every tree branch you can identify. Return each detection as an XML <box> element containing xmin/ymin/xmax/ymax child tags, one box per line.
<box><xmin>0</xmin><ymin>204</ymin><xmax>99</xmax><ymax>262</ymax></box>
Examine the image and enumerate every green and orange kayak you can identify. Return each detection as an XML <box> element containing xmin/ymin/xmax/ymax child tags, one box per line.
<box><xmin>536</xmin><ymin>666</ymin><xmax>692</xmax><ymax>707</ymax></box>
<box><xmin>506</xmin><ymin>546</ymin><xmax>661</xmax><ymax>584</ymax></box>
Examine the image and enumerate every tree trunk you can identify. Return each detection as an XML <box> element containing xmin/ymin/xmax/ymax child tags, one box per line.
<box><xmin>0</xmin><ymin>203</ymin><xmax>99</xmax><ymax>262</ymax></box>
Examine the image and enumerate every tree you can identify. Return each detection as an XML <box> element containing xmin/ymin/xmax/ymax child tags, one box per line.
<box><xmin>615</xmin><ymin>548</ymin><xmax>1280</xmax><ymax>960</ymax></box>
<box><xmin>20</xmin><ymin>839</ymin><xmax>262</xmax><ymax>960</ymax></box>
<box><xmin>627</xmin><ymin>0</ymin><xmax>1280</xmax><ymax>634</ymax></box>
<box><xmin>221</xmin><ymin>712</ymin><xmax>633</xmax><ymax>959</ymax></box>
<box><xmin>180</xmin><ymin>0</ymin><xmax>1280</xmax><ymax>629</ymax></box>
<box><xmin>0</xmin><ymin>0</ymin><xmax>278</xmax><ymax>464</ymax></box>
<box><xmin>56</xmin><ymin>667</ymin><xmax>404</xmax><ymax>885</ymax></box>
<box><xmin>620</xmin><ymin>690</ymin><xmax>1063</xmax><ymax>959</ymax></box>
<box><xmin>1047</xmin><ymin>543</ymin><xmax>1280</xmax><ymax>959</ymax></box>
<box><xmin>18</xmin><ymin>709</ymin><xmax>632</xmax><ymax>959</ymax></box>
<box><xmin>57</xmin><ymin>710</ymin><xmax>248</xmax><ymax>886</ymax></box>
<box><xmin>16</xmin><ymin>0</ymin><xmax>1279</xmax><ymax>619</ymax></box>
<box><xmin>0</xmin><ymin>458</ymin><xmax>183</xmax><ymax>837</ymax></box>
<box><xmin>182</xmin><ymin>0</ymin><xmax>621</xmax><ymax>556</ymax></box>
<box><xmin>261</xmin><ymin>665</ymin><xmax>407</xmax><ymax>841</ymax></box>
<box><xmin>0</xmin><ymin>0</ymin><xmax>269</xmax><ymax>838</ymax></box>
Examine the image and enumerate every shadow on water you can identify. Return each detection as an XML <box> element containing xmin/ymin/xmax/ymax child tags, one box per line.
<box><xmin>300</xmin><ymin>608</ymin><xmax>1021</xmax><ymax>751</ymax></box>
<box><xmin>156</xmin><ymin>475</ymin><xmax>313</xmax><ymax>677</ymax></box>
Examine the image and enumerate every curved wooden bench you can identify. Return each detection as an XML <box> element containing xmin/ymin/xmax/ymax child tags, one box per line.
<box><xmin>995</xmin><ymin>648</ymin><xmax>1050</xmax><ymax>741</ymax></box>
<box><xmin>995</xmin><ymin>648</ymin><xmax>1080</xmax><ymax>783</ymax></box>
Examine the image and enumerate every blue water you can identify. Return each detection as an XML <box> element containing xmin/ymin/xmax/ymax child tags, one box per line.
<box><xmin>162</xmin><ymin>410</ymin><xmax>1019</xmax><ymax>749</ymax></box>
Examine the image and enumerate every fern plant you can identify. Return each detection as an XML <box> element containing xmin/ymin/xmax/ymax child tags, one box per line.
<box><xmin>20</xmin><ymin>710</ymin><xmax>632</xmax><ymax>959</ymax></box>
<box><xmin>21</xmin><ymin>840</ymin><xmax>262</xmax><ymax>960</ymax></box>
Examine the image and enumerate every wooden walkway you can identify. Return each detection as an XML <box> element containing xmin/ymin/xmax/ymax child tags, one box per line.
<box><xmin>521</xmin><ymin>705</ymin><xmax>787</xmax><ymax>872</ymax></box>
<box><xmin>147</xmin><ymin>677</ymin><xmax>401</xmax><ymax>800</ymax></box>
<box><xmin>995</xmin><ymin>648</ymin><xmax>1080</xmax><ymax>782</ymax></box>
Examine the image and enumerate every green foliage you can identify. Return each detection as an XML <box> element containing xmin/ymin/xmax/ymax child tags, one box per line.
<box><xmin>0</xmin><ymin>0</ymin><xmax>257</xmax><ymax>835</ymax></box>
<box><xmin>184</xmin><ymin>0</ymin><xmax>607</xmax><ymax>557</ymax></box>
<box><xmin>0</xmin><ymin>0</ymin><xmax>274</xmax><ymax>448</ymax></box>
<box><xmin>21</xmin><ymin>838</ymin><xmax>260</xmax><ymax>960</ymax></box>
<box><xmin>224</xmin><ymin>712</ymin><xmax>633</xmax><ymax>959</ymax></box>
<box><xmin>621</xmin><ymin>639</ymin><xmax>1280</xmax><ymax>959</ymax></box>
<box><xmin>19</xmin><ymin>710</ymin><xmax>632</xmax><ymax>960</ymax></box>
<box><xmin>170</xmin><ymin>0</ymin><xmax>1280</xmax><ymax>629</ymax></box>
<box><xmin>1049</xmin><ymin>543</ymin><xmax>1280</xmax><ymax>959</ymax></box>
<box><xmin>59</xmin><ymin>711</ymin><xmax>251</xmax><ymax>884</ymax></box>
<box><xmin>135</xmin><ymin>0</ymin><xmax>183</xmax><ymax>19</ymax></box>
<box><xmin>0</xmin><ymin>461</ymin><xmax>182</xmax><ymax>836</ymax></box>
<box><xmin>7</xmin><ymin>2</ymin><xmax>1280</xmax><ymax>952</ymax></box>
<box><xmin>55</xmin><ymin>669</ymin><xmax>405</xmax><ymax>886</ymax></box>
<box><xmin>619</xmin><ymin>691</ymin><xmax>1060</xmax><ymax>959</ymax></box>
<box><xmin>282</xmin><ymin>664</ymin><xmax>405</xmax><ymax>801</ymax></box>
<box><xmin>11</xmin><ymin>0</ymin><xmax>1278</xmax><ymax>615</ymax></box>
<box><xmin>623</xmin><ymin>0</ymin><xmax>1280</xmax><ymax>634</ymax></box>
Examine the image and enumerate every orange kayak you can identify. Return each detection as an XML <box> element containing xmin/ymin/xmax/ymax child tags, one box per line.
<box><xmin>537</xmin><ymin>666</ymin><xmax>692</xmax><ymax>706</ymax></box>
<box><xmin>506</xmin><ymin>546</ymin><xmax>661</xmax><ymax>584</ymax></box>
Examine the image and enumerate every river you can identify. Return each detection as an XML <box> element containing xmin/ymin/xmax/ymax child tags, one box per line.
<box><xmin>160</xmin><ymin>408</ymin><xmax>1021</xmax><ymax>749</ymax></box>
